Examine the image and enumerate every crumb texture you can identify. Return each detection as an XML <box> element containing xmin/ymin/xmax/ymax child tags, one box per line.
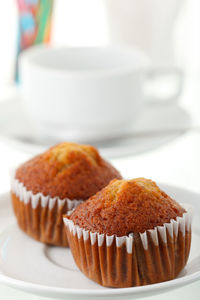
<box><xmin>69</xmin><ymin>178</ymin><xmax>186</xmax><ymax>235</ymax></box>
<box><xmin>15</xmin><ymin>142</ymin><xmax>122</xmax><ymax>199</ymax></box>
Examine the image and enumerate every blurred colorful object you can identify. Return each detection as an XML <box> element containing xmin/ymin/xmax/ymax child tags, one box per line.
<box><xmin>16</xmin><ymin>0</ymin><xmax>54</xmax><ymax>81</ymax></box>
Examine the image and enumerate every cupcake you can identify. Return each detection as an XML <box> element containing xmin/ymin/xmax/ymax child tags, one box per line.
<box><xmin>64</xmin><ymin>178</ymin><xmax>192</xmax><ymax>287</ymax></box>
<box><xmin>11</xmin><ymin>142</ymin><xmax>122</xmax><ymax>246</ymax></box>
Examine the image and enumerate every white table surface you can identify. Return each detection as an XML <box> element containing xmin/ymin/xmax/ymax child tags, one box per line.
<box><xmin>0</xmin><ymin>72</ymin><xmax>200</xmax><ymax>299</ymax></box>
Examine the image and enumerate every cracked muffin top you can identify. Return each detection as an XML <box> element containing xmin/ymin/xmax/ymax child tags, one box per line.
<box><xmin>15</xmin><ymin>142</ymin><xmax>122</xmax><ymax>200</ymax></box>
<box><xmin>68</xmin><ymin>178</ymin><xmax>186</xmax><ymax>235</ymax></box>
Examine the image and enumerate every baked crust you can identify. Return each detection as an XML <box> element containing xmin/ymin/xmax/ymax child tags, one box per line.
<box><xmin>15</xmin><ymin>142</ymin><xmax>122</xmax><ymax>199</ymax></box>
<box><xmin>69</xmin><ymin>178</ymin><xmax>185</xmax><ymax>235</ymax></box>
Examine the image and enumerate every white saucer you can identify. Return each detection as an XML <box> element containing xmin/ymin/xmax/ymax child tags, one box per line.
<box><xmin>0</xmin><ymin>94</ymin><xmax>191</xmax><ymax>158</ymax></box>
<box><xmin>0</xmin><ymin>184</ymin><xmax>200</xmax><ymax>299</ymax></box>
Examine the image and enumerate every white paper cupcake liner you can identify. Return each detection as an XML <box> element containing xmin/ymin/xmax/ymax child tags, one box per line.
<box><xmin>10</xmin><ymin>171</ymin><xmax>83</xmax><ymax>247</ymax></box>
<box><xmin>11</xmin><ymin>175</ymin><xmax>83</xmax><ymax>211</ymax></box>
<box><xmin>64</xmin><ymin>203</ymin><xmax>192</xmax><ymax>287</ymax></box>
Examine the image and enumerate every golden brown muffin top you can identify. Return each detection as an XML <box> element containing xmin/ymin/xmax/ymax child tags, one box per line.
<box><xmin>15</xmin><ymin>142</ymin><xmax>122</xmax><ymax>200</ymax></box>
<box><xmin>69</xmin><ymin>178</ymin><xmax>186</xmax><ymax>235</ymax></box>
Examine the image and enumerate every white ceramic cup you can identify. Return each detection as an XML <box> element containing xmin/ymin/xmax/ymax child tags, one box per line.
<box><xmin>19</xmin><ymin>45</ymin><xmax>180</xmax><ymax>142</ymax></box>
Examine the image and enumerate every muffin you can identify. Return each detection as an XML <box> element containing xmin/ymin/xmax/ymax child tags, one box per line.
<box><xmin>64</xmin><ymin>178</ymin><xmax>192</xmax><ymax>287</ymax></box>
<box><xmin>11</xmin><ymin>142</ymin><xmax>122</xmax><ymax>246</ymax></box>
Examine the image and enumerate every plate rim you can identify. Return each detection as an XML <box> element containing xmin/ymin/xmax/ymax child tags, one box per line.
<box><xmin>0</xmin><ymin>271</ymin><xmax>200</xmax><ymax>296</ymax></box>
<box><xmin>0</xmin><ymin>268</ymin><xmax>200</xmax><ymax>297</ymax></box>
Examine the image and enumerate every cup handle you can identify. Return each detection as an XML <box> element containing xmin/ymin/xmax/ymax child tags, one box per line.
<box><xmin>142</xmin><ymin>67</ymin><xmax>183</xmax><ymax>105</ymax></box>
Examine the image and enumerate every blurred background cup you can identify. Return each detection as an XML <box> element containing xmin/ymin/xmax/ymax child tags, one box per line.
<box><xmin>19</xmin><ymin>45</ymin><xmax>147</xmax><ymax>142</ymax></box>
<box><xmin>105</xmin><ymin>0</ymin><xmax>184</xmax><ymax>103</ymax></box>
<box><xmin>19</xmin><ymin>45</ymin><xmax>183</xmax><ymax>144</ymax></box>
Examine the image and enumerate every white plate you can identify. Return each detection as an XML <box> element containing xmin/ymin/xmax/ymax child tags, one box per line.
<box><xmin>0</xmin><ymin>184</ymin><xmax>200</xmax><ymax>300</ymax></box>
<box><xmin>0</xmin><ymin>93</ymin><xmax>191</xmax><ymax>158</ymax></box>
